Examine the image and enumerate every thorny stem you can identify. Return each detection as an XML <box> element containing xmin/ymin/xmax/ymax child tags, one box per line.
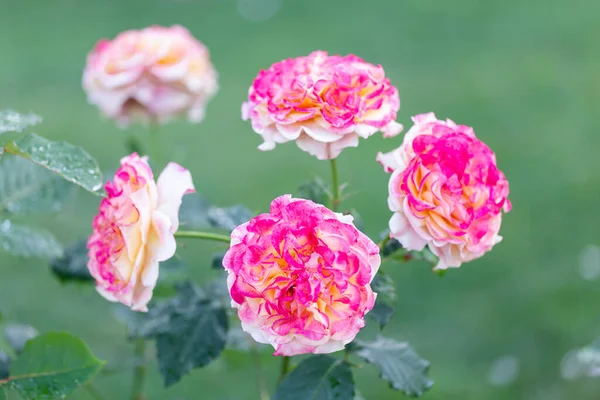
<box><xmin>278</xmin><ymin>356</ymin><xmax>292</xmax><ymax>384</ymax></box>
<box><xmin>131</xmin><ymin>339</ymin><xmax>146</xmax><ymax>400</ymax></box>
<box><xmin>329</xmin><ymin>158</ymin><xmax>341</xmax><ymax>211</ymax></box>
<box><xmin>174</xmin><ymin>230</ymin><xmax>231</xmax><ymax>244</ymax></box>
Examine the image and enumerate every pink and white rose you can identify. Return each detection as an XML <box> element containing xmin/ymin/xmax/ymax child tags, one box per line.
<box><xmin>242</xmin><ymin>51</ymin><xmax>402</xmax><ymax>160</ymax></box>
<box><xmin>87</xmin><ymin>153</ymin><xmax>195</xmax><ymax>311</ymax></box>
<box><xmin>83</xmin><ymin>25</ymin><xmax>218</xmax><ymax>126</ymax></box>
<box><xmin>222</xmin><ymin>195</ymin><xmax>381</xmax><ymax>356</ymax></box>
<box><xmin>378</xmin><ymin>113</ymin><xmax>511</xmax><ymax>270</ymax></box>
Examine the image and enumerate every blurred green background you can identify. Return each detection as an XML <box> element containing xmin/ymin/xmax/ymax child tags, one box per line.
<box><xmin>1</xmin><ymin>0</ymin><xmax>600</xmax><ymax>398</ymax></box>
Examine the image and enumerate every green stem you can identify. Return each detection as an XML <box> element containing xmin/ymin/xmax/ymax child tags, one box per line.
<box><xmin>278</xmin><ymin>356</ymin><xmax>291</xmax><ymax>384</ymax></box>
<box><xmin>174</xmin><ymin>230</ymin><xmax>231</xmax><ymax>244</ymax></box>
<box><xmin>250</xmin><ymin>346</ymin><xmax>270</xmax><ymax>400</ymax></box>
<box><xmin>131</xmin><ymin>339</ymin><xmax>146</xmax><ymax>400</ymax></box>
<box><xmin>85</xmin><ymin>383</ymin><xmax>108</xmax><ymax>400</ymax></box>
<box><xmin>329</xmin><ymin>158</ymin><xmax>341</xmax><ymax>211</ymax></box>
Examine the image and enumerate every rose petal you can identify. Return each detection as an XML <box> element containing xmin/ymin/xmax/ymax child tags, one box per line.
<box><xmin>223</xmin><ymin>195</ymin><xmax>380</xmax><ymax>356</ymax></box>
<box><xmin>156</xmin><ymin>162</ymin><xmax>195</xmax><ymax>233</ymax></box>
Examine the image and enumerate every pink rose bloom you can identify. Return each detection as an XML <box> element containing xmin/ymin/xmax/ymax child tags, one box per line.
<box><xmin>242</xmin><ymin>51</ymin><xmax>402</xmax><ymax>160</ymax></box>
<box><xmin>223</xmin><ymin>195</ymin><xmax>380</xmax><ymax>356</ymax></box>
<box><xmin>378</xmin><ymin>113</ymin><xmax>511</xmax><ymax>270</ymax></box>
<box><xmin>83</xmin><ymin>25</ymin><xmax>218</xmax><ymax>126</ymax></box>
<box><xmin>87</xmin><ymin>153</ymin><xmax>195</xmax><ymax>311</ymax></box>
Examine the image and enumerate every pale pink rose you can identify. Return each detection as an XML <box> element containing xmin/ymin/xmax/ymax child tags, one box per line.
<box><xmin>242</xmin><ymin>51</ymin><xmax>402</xmax><ymax>160</ymax></box>
<box><xmin>379</xmin><ymin>113</ymin><xmax>511</xmax><ymax>270</ymax></box>
<box><xmin>83</xmin><ymin>25</ymin><xmax>218</xmax><ymax>126</ymax></box>
<box><xmin>222</xmin><ymin>195</ymin><xmax>381</xmax><ymax>356</ymax></box>
<box><xmin>87</xmin><ymin>153</ymin><xmax>195</xmax><ymax>311</ymax></box>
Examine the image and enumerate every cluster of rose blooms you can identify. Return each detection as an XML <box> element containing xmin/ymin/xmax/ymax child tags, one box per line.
<box><xmin>84</xmin><ymin>25</ymin><xmax>511</xmax><ymax>356</ymax></box>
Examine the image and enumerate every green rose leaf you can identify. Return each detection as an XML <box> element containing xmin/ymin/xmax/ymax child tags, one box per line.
<box><xmin>211</xmin><ymin>252</ymin><xmax>225</xmax><ymax>269</ymax></box>
<box><xmin>298</xmin><ymin>177</ymin><xmax>331</xmax><ymax>206</ymax></box>
<box><xmin>152</xmin><ymin>257</ymin><xmax>187</xmax><ymax>298</ymax></box>
<box><xmin>135</xmin><ymin>282</ymin><xmax>229</xmax><ymax>387</ymax></box>
<box><xmin>369</xmin><ymin>271</ymin><xmax>397</xmax><ymax>329</ymax></box>
<box><xmin>207</xmin><ymin>205</ymin><xmax>253</xmax><ymax>232</ymax></box>
<box><xmin>0</xmin><ymin>110</ymin><xmax>41</xmax><ymax>136</ymax></box>
<box><xmin>0</xmin><ymin>352</ymin><xmax>9</xmax><ymax>380</ymax></box>
<box><xmin>4</xmin><ymin>133</ymin><xmax>104</xmax><ymax>195</ymax></box>
<box><xmin>369</xmin><ymin>302</ymin><xmax>395</xmax><ymax>330</ymax></box>
<box><xmin>0</xmin><ymin>221</ymin><xmax>63</xmax><ymax>259</ymax></box>
<box><xmin>380</xmin><ymin>234</ymin><xmax>438</xmax><ymax>267</ymax></box>
<box><xmin>178</xmin><ymin>194</ymin><xmax>253</xmax><ymax>232</ymax></box>
<box><xmin>178</xmin><ymin>194</ymin><xmax>211</xmax><ymax>229</ymax></box>
<box><xmin>3</xmin><ymin>332</ymin><xmax>104</xmax><ymax>400</ymax></box>
<box><xmin>203</xmin><ymin>278</ymin><xmax>231</xmax><ymax>310</ymax></box>
<box><xmin>273</xmin><ymin>355</ymin><xmax>355</xmax><ymax>400</ymax></box>
<box><xmin>50</xmin><ymin>240</ymin><xmax>93</xmax><ymax>283</ymax></box>
<box><xmin>350</xmin><ymin>336</ymin><xmax>433</xmax><ymax>396</ymax></box>
<box><xmin>0</xmin><ymin>156</ymin><xmax>74</xmax><ymax>215</ymax></box>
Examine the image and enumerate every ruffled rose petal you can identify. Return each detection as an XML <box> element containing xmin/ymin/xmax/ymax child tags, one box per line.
<box><xmin>150</xmin><ymin>211</ymin><xmax>176</xmax><ymax>263</ymax></box>
<box><xmin>381</xmin><ymin>120</ymin><xmax>404</xmax><ymax>138</ymax></box>
<box><xmin>376</xmin><ymin>150</ymin><xmax>402</xmax><ymax>173</ymax></box>
<box><xmin>223</xmin><ymin>195</ymin><xmax>380</xmax><ymax>356</ymax></box>
<box><xmin>87</xmin><ymin>153</ymin><xmax>195</xmax><ymax>311</ymax></box>
<box><xmin>381</xmin><ymin>113</ymin><xmax>510</xmax><ymax>269</ymax></box>
<box><xmin>156</xmin><ymin>162</ymin><xmax>196</xmax><ymax>233</ymax></box>
<box><xmin>243</xmin><ymin>51</ymin><xmax>401</xmax><ymax>159</ymax></box>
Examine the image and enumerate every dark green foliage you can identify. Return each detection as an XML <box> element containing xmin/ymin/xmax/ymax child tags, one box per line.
<box><xmin>379</xmin><ymin>234</ymin><xmax>438</xmax><ymax>267</ymax></box>
<box><xmin>179</xmin><ymin>193</ymin><xmax>253</xmax><ymax>232</ymax></box>
<box><xmin>350</xmin><ymin>336</ymin><xmax>433</xmax><ymax>396</ymax></box>
<box><xmin>207</xmin><ymin>205</ymin><xmax>253</xmax><ymax>231</ymax></box>
<box><xmin>134</xmin><ymin>282</ymin><xmax>229</xmax><ymax>387</ymax></box>
<box><xmin>369</xmin><ymin>271</ymin><xmax>397</xmax><ymax>329</ymax></box>
<box><xmin>211</xmin><ymin>252</ymin><xmax>225</xmax><ymax>269</ymax></box>
<box><xmin>178</xmin><ymin>194</ymin><xmax>212</xmax><ymax>229</ymax></box>
<box><xmin>273</xmin><ymin>355</ymin><xmax>355</xmax><ymax>400</ymax></box>
<box><xmin>50</xmin><ymin>240</ymin><xmax>93</xmax><ymax>283</ymax></box>
<box><xmin>0</xmin><ymin>352</ymin><xmax>9</xmax><ymax>380</ymax></box>
<box><xmin>369</xmin><ymin>302</ymin><xmax>395</xmax><ymax>330</ymax></box>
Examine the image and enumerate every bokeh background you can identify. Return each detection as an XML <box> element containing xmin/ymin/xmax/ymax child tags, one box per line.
<box><xmin>1</xmin><ymin>0</ymin><xmax>600</xmax><ymax>398</ymax></box>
